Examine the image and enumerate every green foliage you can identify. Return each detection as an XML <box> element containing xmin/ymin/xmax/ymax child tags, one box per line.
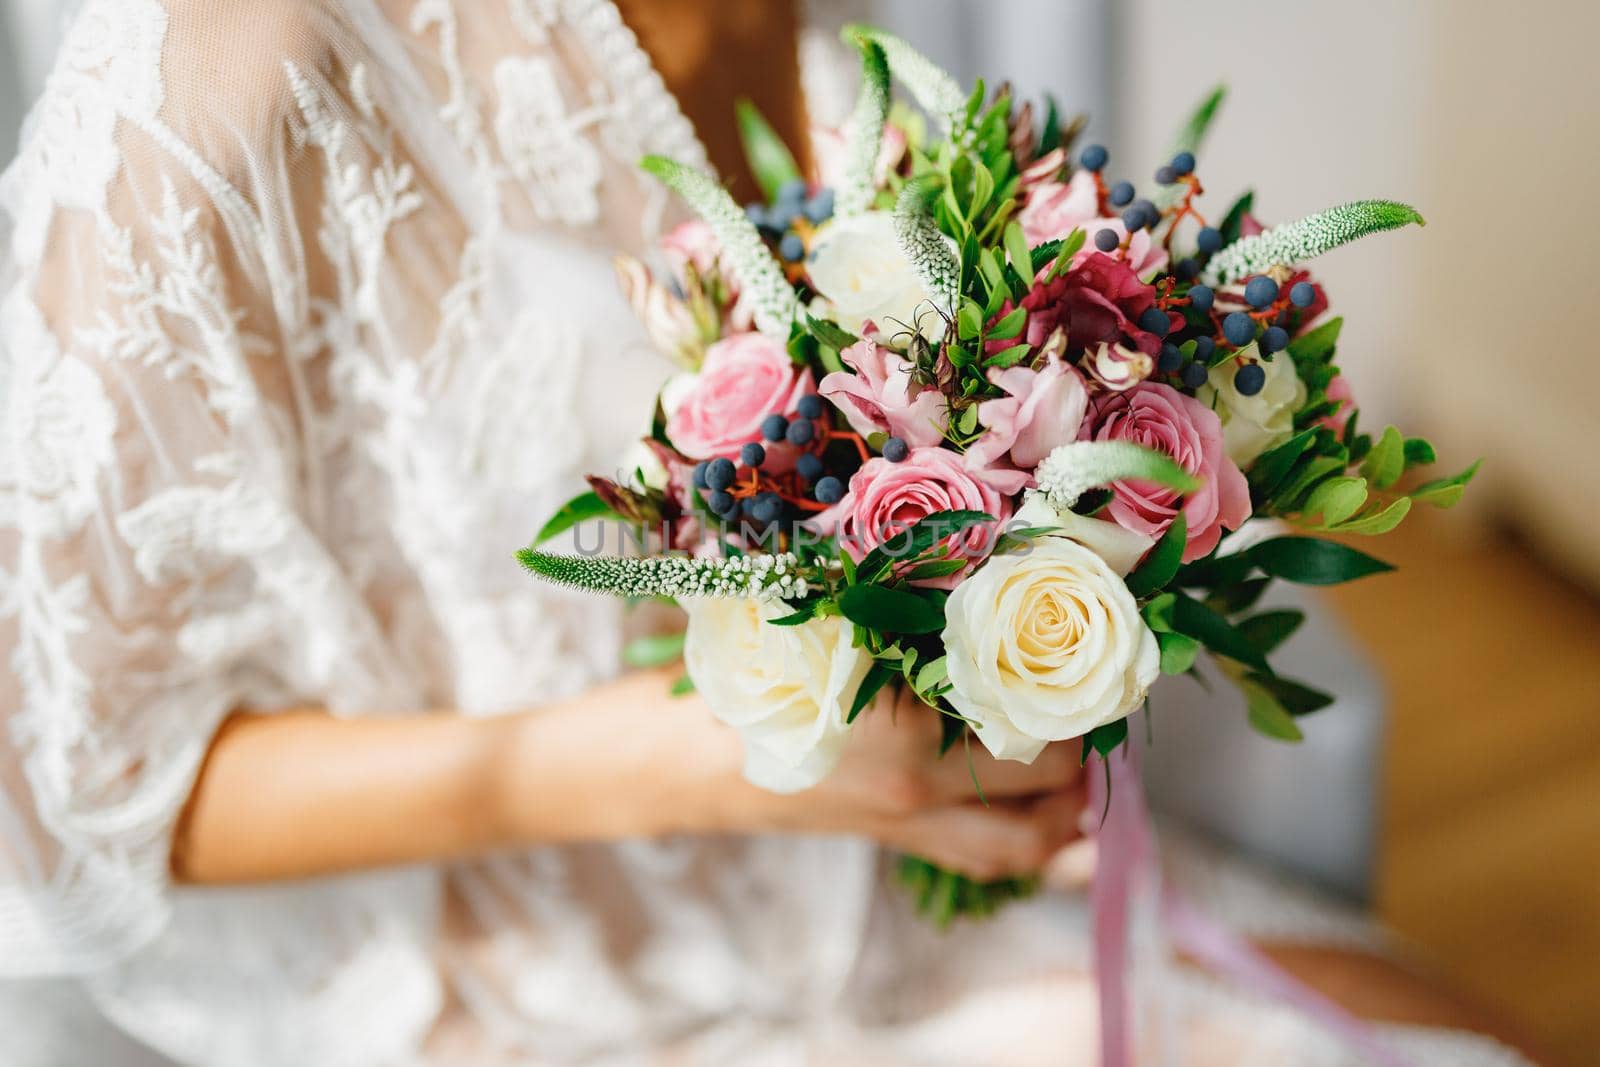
<box><xmin>1170</xmin><ymin>83</ymin><xmax>1228</xmax><ymax>158</ymax></box>
<box><xmin>1125</xmin><ymin>513</ymin><xmax>1187</xmax><ymax>599</ymax></box>
<box><xmin>838</xmin><ymin>584</ymin><xmax>947</xmax><ymax>634</ymax></box>
<box><xmin>1080</xmin><ymin>718</ymin><xmax>1130</xmax><ymax>766</ymax></box>
<box><xmin>847</xmin><ymin>661</ymin><xmax>896</xmax><ymax>723</ymax></box>
<box><xmin>1245</xmin><ymin>537</ymin><xmax>1394</xmax><ymax>585</ymax></box>
<box><xmin>1242</xmin><ymin>677</ymin><xmax>1304</xmax><ymax>741</ymax></box>
<box><xmin>854</xmin><ymin>510</ymin><xmax>994</xmax><ymax>585</ymax></box>
<box><xmin>533</xmin><ymin>491</ymin><xmax>618</xmax><ymax>546</ymax></box>
<box><xmin>734</xmin><ymin>98</ymin><xmax>802</xmax><ymax>202</ymax></box>
<box><xmin>1236</xmin><ymin>610</ymin><xmax>1305</xmax><ymax>654</ymax></box>
<box><xmin>896</xmin><ymin>855</ymin><xmax>1039</xmax><ymax>927</ymax></box>
<box><xmin>1217</xmin><ymin>191</ymin><xmax>1254</xmax><ymax>247</ymax></box>
<box><xmin>622</xmin><ymin>632</ymin><xmax>686</xmax><ymax>669</ymax></box>
<box><xmin>1410</xmin><ymin>459</ymin><xmax>1482</xmax><ymax>508</ymax></box>
<box><xmin>1157</xmin><ymin>631</ymin><xmax>1200</xmax><ymax>675</ymax></box>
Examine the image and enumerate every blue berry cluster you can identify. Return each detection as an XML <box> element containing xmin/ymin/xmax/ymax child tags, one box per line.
<box><xmin>746</xmin><ymin>179</ymin><xmax>835</xmax><ymax>263</ymax></box>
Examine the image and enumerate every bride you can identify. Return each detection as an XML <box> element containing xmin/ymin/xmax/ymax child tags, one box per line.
<box><xmin>0</xmin><ymin>1</ymin><xmax>1537</xmax><ymax>1063</ymax></box>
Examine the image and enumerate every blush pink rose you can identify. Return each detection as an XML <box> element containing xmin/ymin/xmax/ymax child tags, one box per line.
<box><xmin>813</xmin><ymin>447</ymin><xmax>1011</xmax><ymax>588</ymax></box>
<box><xmin>1080</xmin><ymin>383</ymin><xmax>1251</xmax><ymax>563</ymax></box>
<box><xmin>966</xmin><ymin>356</ymin><xmax>1090</xmax><ymax>493</ymax></box>
<box><xmin>1319</xmin><ymin>373</ymin><xmax>1356</xmax><ymax>435</ymax></box>
<box><xmin>1018</xmin><ymin>169</ymin><xmax>1100</xmax><ymax>246</ymax></box>
<box><xmin>819</xmin><ymin>326</ymin><xmax>947</xmax><ymax>448</ymax></box>
<box><xmin>666</xmin><ymin>332</ymin><xmax>814</xmax><ymax>461</ymax></box>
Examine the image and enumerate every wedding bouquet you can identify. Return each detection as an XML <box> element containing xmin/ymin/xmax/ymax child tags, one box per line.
<box><xmin>518</xmin><ymin>26</ymin><xmax>1476</xmax><ymax>922</ymax></box>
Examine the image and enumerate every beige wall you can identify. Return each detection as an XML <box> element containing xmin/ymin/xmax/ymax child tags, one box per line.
<box><xmin>1119</xmin><ymin>0</ymin><xmax>1600</xmax><ymax>585</ymax></box>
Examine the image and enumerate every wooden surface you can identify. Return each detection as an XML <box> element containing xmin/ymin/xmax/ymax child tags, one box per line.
<box><xmin>1323</xmin><ymin>512</ymin><xmax>1600</xmax><ymax>1064</ymax></box>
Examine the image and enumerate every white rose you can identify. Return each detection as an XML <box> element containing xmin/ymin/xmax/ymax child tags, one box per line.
<box><xmin>807</xmin><ymin>211</ymin><xmax>948</xmax><ymax>339</ymax></box>
<box><xmin>682</xmin><ymin>597</ymin><xmax>873</xmax><ymax>792</ymax></box>
<box><xmin>1012</xmin><ymin>494</ymin><xmax>1155</xmax><ymax>576</ymax></box>
<box><xmin>942</xmin><ymin>538</ymin><xmax>1159</xmax><ymax>763</ymax></box>
<box><xmin>1199</xmin><ymin>345</ymin><xmax>1308</xmax><ymax>466</ymax></box>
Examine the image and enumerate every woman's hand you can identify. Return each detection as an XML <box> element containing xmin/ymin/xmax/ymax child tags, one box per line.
<box><xmin>175</xmin><ymin>669</ymin><xmax>1082</xmax><ymax>885</ymax></box>
<box><xmin>704</xmin><ymin>685</ymin><xmax>1088</xmax><ymax>881</ymax></box>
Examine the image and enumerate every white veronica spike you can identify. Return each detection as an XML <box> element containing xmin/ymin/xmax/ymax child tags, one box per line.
<box><xmin>893</xmin><ymin>177</ymin><xmax>960</xmax><ymax>319</ymax></box>
<box><xmin>837</xmin><ymin>39</ymin><xmax>890</xmax><ymax>218</ymax></box>
<box><xmin>640</xmin><ymin>156</ymin><xmax>801</xmax><ymax>335</ymax></box>
<box><xmin>517</xmin><ymin>549</ymin><xmax>810</xmax><ymax>601</ymax></box>
<box><xmin>844</xmin><ymin>25</ymin><xmax>967</xmax><ymax>138</ymax></box>
<box><xmin>1033</xmin><ymin>441</ymin><xmax>1200</xmax><ymax>510</ymax></box>
<box><xmin>1205</xmin><ymin>200</ymin><xmax>1424</xmax><ymax>284</ymax></box>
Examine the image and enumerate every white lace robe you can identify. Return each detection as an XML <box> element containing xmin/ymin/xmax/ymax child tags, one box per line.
<box><xmin>0</xmin><ymin>2</ymin><xmax>1533</xmax><ymax>1064</ymax></box>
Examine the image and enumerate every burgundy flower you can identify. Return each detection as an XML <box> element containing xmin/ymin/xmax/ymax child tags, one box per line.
<box><xmin>1004</xmin><ymin>253</ymin><xmax>1171</xmax><ymax>359</ymax></box>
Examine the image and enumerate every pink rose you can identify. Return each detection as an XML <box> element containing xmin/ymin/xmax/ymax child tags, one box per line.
<box><xmin>819</xmin><ymin>326</ymin><xmax>947</xmax><ymax>448</ymax></box>
<box><xmin>1018</xmin><ymin>169</ymin><xmax>1100</xmax><ymax>246</ymax></box>
<box><xmin>1319</xmin><ymin>373</ymin><xmax>1355</xmax><ymax>435</ymax></box>
<box><xmin>814</xmin><ymin>447</ymin><xmax>1011</xmax><ymax>588</ymax></box>
<box><xmin>1080</xmin><ymin>383</ymin><xmax>1251</xmax><ymax>563</ymax></box>
<box><xmin>966</xmin><ymin>356</ymin><xmax>1090</xmax><ymax>493</ymax></box>
<box><xmin>665</xmin><ymin>332</ymin><xmax>814</xmax><ymax>461</ymax></box>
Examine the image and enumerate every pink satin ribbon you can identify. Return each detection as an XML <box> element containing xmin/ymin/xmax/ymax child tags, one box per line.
<box><xmin>1087</xmin><ymin>736</ymin><xmax>1416</xmax><ymax>1067</ymax></box>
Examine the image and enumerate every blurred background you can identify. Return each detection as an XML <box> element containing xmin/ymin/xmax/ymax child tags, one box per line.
<box><xmin>4</xmin><ymin>0</ymin><xmax>1595</xmax><ymax>1060</ymax></box>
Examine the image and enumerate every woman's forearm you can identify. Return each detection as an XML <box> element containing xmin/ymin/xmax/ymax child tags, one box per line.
<box><xmin>171</xmin><ymin>669</ymin><xmax>746</xmax><ymax>884</ymax></box>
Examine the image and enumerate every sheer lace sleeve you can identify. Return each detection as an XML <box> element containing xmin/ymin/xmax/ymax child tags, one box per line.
<box><xmin>0</xmin><ymin>0</ymin><xmax>399</xmax><ymax>976</ymax></box>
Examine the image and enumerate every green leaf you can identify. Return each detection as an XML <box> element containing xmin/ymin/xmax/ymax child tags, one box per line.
<box><xmin>1080</xmin><ymin>718</ymin><xmax>1129</xmax><ymax>765</ymax></box>
<box><xmin>1171</xmin><ymin>83</ymin><xmax>1227</xmax><ymax>157</ymax></box>
<box><xmin>1003</xmin><ymin>221</ymin><xmax>1033</xmax><ymax>282</ymax></box>
<box><xmin>838</xmin><ymin>584</ymin><xmax>947</xmax><ymax>635</ymax></box>
<box><xmin>1157</xmin><ymin>630</ymin><xmax>1200</xmax><ymax>675</ymax></box>
<box><xmin>806</xmin><ymin>313</ymin><xmax>860</xmax><ymax>352</ymax></box>
<box><xmin>1305</xmin><ymin>476</ymin><xmax>1368</xmax><ymax>526</ymax></box>
<box><xmin>1248</xmin><ymin>429</ymin><xmax>1318</xmax><ymax>502</ymax></box>
<box><xmin>734</xmin><ymin>98</ymin><xmax>803</xmax><ymax>202</ymax></box>
<box><xmin>1206</xmin><ymin>576</ymin><xmax>1272</xmax><ymax>615</ymax></box>
<box><xmin>987</xmin><ymin>304</ymin><xmax>1028</xmax><ymax>341</ymax></box>
<box><xmin>622</xmin><ymin>632</ymin><xmax>686</xmax><ymax>669</ymax></box>
<box><xmin>1044</xmin><ymin>228</ymin><xmax>1086</xmax><ymax>281</ymax></box>
<box><xmin>1360</xmin><ymin>426</ymin><xmax>1406</xmax><ymax>489</ymax></box>
<box><xmin>1410</xmin><ymin>459</ymin><xmax>1481</xmax><ymax>509</ymax></box>
<box><xmin>1242</xmin><ymin>678</ymin><xmax>1304</xmax><ymax>741</ymax></box>
<box><xmin>1246</xmin><ymin>672</ymin><xmax>1335</xmax><ymax>716</ymax></box>
<box><xmin>957</xmin><ymin>300</ymin><xmax>983</xmax><ymax>340</ymax></box>
<box><xmin>848</xmin><ymin>661</ymin><xmax>895</xmax><ymax>723</ymax></box>
<box><xmin>1142</xmin><ymin>592</ymin><xmax>1177</xmax><ymax>633</ymax></box>
<box><xmin>1247</xmin><ymin>536</ymin><xmax>1394</xmax><ymax>585</ymax></box>
<box><xmin>1125</xmin><ymin>512</ymin><xmax>1187</xmax><ymax>599</ymax></box>
<box><xmin>1236</xmin><ymin>609</ymin><xmax>1305</xmax><ymax>655</ymax></box>
<box><xmin>534</xmin><ymin>491</ymin><xmax>618</xmax><ymax>546</ymax></box>
<box><xmin>1217</xmin><ymin>190</ymin><xmax>1254</xmax><ymax>247</ymax></box>
<box><xmin>914</xmin><ymin>655</ymin><xmax>949</xmax><ymax>694</ymax></box>
<box><xmin>1208</xmin><ymin>200</ymin><xmax>1426</xmax><ymax>284</ymax></box>
<box><xmin>1170</xmin><ymin>593</ymin><xmax>1271</xmax><ymax>671</ymax></box>
<box><xmin>1334</xmin><ymin>496</ymin><xmax>1412</xmax><ymax>535</ymax></box>
<box><xmin>901</xmin><ymin>558</ymin><xmax>970</xmax><ymax>581</ymax></box>
<box><xmin>769</xmin><ymin>601</ymin><xmax>821</xmax><ymax>626</ymax></box>
<box><xmin>669</xmin><ymin>673</ymin><xmax>696</xmax><ymax>696</ymax></box>
<box><xmin>1403</xmin><ymin>437</ymin><xmax>1438</xmax><ymax>468</ymax></box>
<box><xmin>983</xmin><ymin>342</ymin><xmax>1033</xmax><ymax>369</ymax></box>
<box><xmin>1286</xmin><ymin>316</ymin><xmax>1344</xmax><ymax>365</ymax></box>
<box><xmin>855</xmin><ymin>510</ymin><xmax>995</xmax><ymax>583</ymax></box>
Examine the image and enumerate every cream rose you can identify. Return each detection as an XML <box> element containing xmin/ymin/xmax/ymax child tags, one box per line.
<box><xmin>942</xmin><ymin>538</ymin><xmax>1159</xmax><ymax>763</ymax></box>
<box><xmin>808</xmin><ymin>211</ymin><xmax>948</xmax><ymax>339</ymax></box>
<box><xmin>682</xmin><ymin>597</ymin><xmax>873</xmax><ymax>792</ymax></box>
<box><xmin>1199</xmin><ymin>345</ymin><xmax>1308</xmax><ymax>466</ymax></box>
